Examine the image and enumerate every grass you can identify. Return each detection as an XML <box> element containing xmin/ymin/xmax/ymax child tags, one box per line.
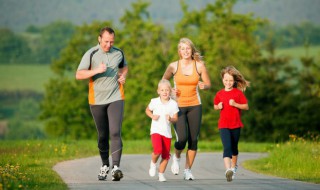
<box><xmin>243</xmin><ymin>135</ymin><xmax>320</xmax><ymax>184</ymax></box>
<box><xmin>0</xmin><ymin>139</ymin><xmax>272</xmax><ymax>190</ymax></box>
<box><xmin>0</xmin><ymin>64</ymin><xmax>54</xmax><ymax>93</ymax></box>
<box><xmin>0</xmin><ymin>139</ymin><xmax>318</xmax><ymax>189</ymax></box>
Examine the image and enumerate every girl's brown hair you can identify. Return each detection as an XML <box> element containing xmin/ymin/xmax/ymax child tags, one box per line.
<box><xmin>221</xmin><ymin>66</ymin><xmax>250</xmax><ymax>91</ymax></box>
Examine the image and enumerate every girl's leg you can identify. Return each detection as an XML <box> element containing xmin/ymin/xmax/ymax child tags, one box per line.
<box><xmin>219</xmin><ymin>128</ymin><xmax>232</xmax><ymax>169</ymax></box>
<box><xmin>159</xmin><ymin>135</ymin><xmax>171</xmax><ymax>173</ymax></box>
<box><xmin>230</xmin><ymin>128</ymin><xmax>241</xmax><ymax>168</ymax></box>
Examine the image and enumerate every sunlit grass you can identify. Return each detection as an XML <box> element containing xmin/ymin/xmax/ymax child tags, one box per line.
<box><xmin>243</xmin><ymin>134</ymin><xmax>320</xmax><ymax>184</ymax></box>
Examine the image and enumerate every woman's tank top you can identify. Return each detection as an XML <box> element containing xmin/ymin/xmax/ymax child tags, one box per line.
<box><xmin>174</xmin><ymin>61</ymin><xmax>201</xmax><ymax>107</ymax></box>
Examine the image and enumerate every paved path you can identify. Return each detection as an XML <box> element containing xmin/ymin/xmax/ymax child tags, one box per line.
<box><xmin>54</xmin><ymin>153</ymin><xmax>320</xmax><ymax>190</ymax></box>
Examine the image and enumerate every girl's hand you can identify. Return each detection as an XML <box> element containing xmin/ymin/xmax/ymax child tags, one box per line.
<box><xmin>166</xmin><ymin>114</ymin><xmax>171</xmax><ymax>123</ymax></box>
<box><xmin>218</xmin><ymin>102</ymin><xmax>223</xmax><ymax>109</ymax></box>
<box><xmin>152</xmin><ymin>115</ymin><xmax>160</xmax><ymax>121</ymax></box>
<box><xmin>229</xmin><ymin>99</ymin><xmax>235</xmax><ymax>106</ymax></box>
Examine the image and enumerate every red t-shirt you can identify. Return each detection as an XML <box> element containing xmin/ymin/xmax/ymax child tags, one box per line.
<box><xmin>213</xmin><ymin>88</ymin><xmax>248</xmax><ymax>129</ymax></box>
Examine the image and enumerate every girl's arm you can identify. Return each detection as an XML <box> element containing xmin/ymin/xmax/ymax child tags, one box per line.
<box><xmin>145</xmin><ymin>107</ymin><xmax>159</xmax><ymax>120</ymax></box>
<box><xmin>167</xmin><ymin>112</ymin><xmax>178</xmax><ymax>123</ymax></box>
<box><xmin>229</xmin><ymin>99</ymin><xmax>249</xmax><ymax>110</ymax></box>
<box><xmin>214</xmin><ymin>102</ymin><xmax>223</xmax><ymax>110</ymax></box>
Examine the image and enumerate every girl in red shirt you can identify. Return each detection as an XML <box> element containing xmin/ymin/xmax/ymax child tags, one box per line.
<box><xmin>213</xmin><ymin>66</ymin><xmax>250</xmax><ymax>182</ymax></box>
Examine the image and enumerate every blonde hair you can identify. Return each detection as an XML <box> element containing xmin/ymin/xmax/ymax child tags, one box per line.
<box><xmin>178</xmin><ymin>38</ymin><xmax>203</xmax><ymax>62</ymax></box>
<box><xmin>158</xmin><ymin>79</ymin><xmax>176</xmax><ymax>99</ymax></box>
<box><xmin>221</xmin><ymin>66</ymin><xmax>250</xmax><ymax>91</ymax></box>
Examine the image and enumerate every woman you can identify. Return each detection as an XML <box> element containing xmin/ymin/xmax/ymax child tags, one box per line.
<box><xmin>162</xmin><ymin>37</ymin><xmax>211</xmax><ymax>180</ymax></box>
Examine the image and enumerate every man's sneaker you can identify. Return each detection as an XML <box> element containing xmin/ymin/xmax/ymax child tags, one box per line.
<box><xmin>231</xmin><ymin>165</ymin><xmax>238</xmax><ymax>179</ymax></box>
<box><xmin>149</xmin><ymin>161</ymin><xmax>156</xmax><ymax>177</ymax></box>
<box><xmin>111</xmin><ymin>166</ymin><xmax>123</xmax><ymax>181</ymax></box>
<box><xmin>171</xmin><ymin>154</ymin><xmax>180</xmax><ymax>175</ymax></box>
<box><xmin>183</xmin><ymin>169</ymin><xmax>195</xmax><ymax>180</ymax></box>
<box><xmin>98</xmin><ymin>165</ymin><xmax>109</xmax><ymax>180</ymax></box>
<box><xmin>158</xmin><ymin>173</ymin><xmax>166</xmax><ymax>182</ymax></box>
<box><xmin>225</xmin><ymin>169</ymin><xmax>233</xmax><ymax>182</ymax></box>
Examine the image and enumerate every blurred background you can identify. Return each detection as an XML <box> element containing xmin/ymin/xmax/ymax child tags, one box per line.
<box><xmin>0</xmin><ymin>0</ymin><xmax>319</xmax><ymax>142</ymax></box>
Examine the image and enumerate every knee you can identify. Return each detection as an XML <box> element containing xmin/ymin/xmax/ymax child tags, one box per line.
<box><xmin>188</xmin><ymin>140</ymin><xmax>198</xmax><ymax>150</ymax></box>
<box><xmin>175</xmin><ymin>141</ymin><xmax>187</xmax><ymax>150</ymax></box>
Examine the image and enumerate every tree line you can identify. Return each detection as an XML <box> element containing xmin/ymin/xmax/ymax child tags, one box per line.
<box><xmin>3</xmin><ymin>0</ymin><xmax>320</xmax><ymax>142</ymax></box>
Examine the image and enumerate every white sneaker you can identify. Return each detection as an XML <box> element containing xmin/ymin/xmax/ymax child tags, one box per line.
<box><xmin>225</xmin><ymin>169</ymin><xmax>233</xmax><ymax>182</ymax></box>
<box><xmin>231</xmin><ymin>165</ymin><xmax>238</xmax><ymax>179</ymax></box>
<box><xmin>111</xmin><ymin>165</ymin><xmax>123</xmax><ymax>181</ymax></box>
<box><xmin>149</xmin><ymin>161</ymin><xmax>156</xmax><ymax>177</ymax></box>
<box><xmin>158</xmin><ymin>173</ymin><xmax>166</xmax><ymax>182</ymax></box>
<box><xmin>183</xmin><ymin>169</ymin><xmax>195</xmax><ymax>180</ymax></box>
<box><xmin>171</xmin><ymin>154</ymin><xmax>180</xmax><ymax>175</ymax></box>
<box><xmin>98</xmin><ymin>165</ymin><xmax>109</xmax><ymax>180</ymax></box>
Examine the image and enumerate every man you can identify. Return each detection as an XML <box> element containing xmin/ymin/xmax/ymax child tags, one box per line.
<box><xmin>76</xmin><ymin>26</ymin><xmax>128</xmax><ymax>181</ymax></box>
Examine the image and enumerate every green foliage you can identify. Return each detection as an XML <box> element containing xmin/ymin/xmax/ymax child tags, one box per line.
<box><xmin>255</xmin><ymin>22</ymin><xmax>320</xmax><ymax>48</ymax></box>
<box><xmin>35</xmin><ymin>21</ymin><xmax>76</xmax><ymax>64</ymax></box>
<box><xmin>0</xmin><ymin>28</ymin><xmax>32</xmax><ymax>63</ymax></box>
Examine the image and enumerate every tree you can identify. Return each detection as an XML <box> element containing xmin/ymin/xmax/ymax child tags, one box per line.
<box><xmin>0</xmin><ymin>28</ymin><xmax>31</xmax><ymax>63</ymax></box>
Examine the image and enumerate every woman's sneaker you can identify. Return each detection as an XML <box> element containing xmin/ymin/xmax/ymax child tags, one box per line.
<box><xmin>111</xmin><ymin>166</ymin><xmax>123</xmax><ymax>181</ymax></box>
<box><xmin>183</xmin><ymin>169</ymin><xmax>195</xmax><ymax>180</ymax></box>
<box><xmin>225</xmin><ymin>169</ymin><xmax>233</xmax><ymax>182</ymax></box>
<box><xmin>149</xmin><ymin>161</ymin><xmax>156</xmax><ymax>177</ymax></box>
<box><xmin>98</xmin><ymin>165</ymin><xmax>109</xmax><ymax>180</ymax></box>
<box><xmin>171</xmin><ymin>154</ymin><xmax>180</xmax><ymax>175</ymax></box>
<box><xmin>158</xmin><ymin>173</ymin><xmax>166</xmax><ymax>182</ymax></box>
<box><xmin>231</xmin><ymin>165</ymin><xmax>238</xmax><ymax>179</ymax></box>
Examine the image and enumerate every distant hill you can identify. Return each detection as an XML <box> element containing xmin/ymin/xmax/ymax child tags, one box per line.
<box><xmin>0</xmin><ymin>0</ymin><xmax>320</xmax><ymax>32</ymax></box>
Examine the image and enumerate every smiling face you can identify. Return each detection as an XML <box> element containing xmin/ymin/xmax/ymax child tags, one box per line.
<box><xmin>157</xmin><ymin>83</ymin><xmax>171</xmax><ymax>101</ymax></box>
<box><xmin>178</xmin><ymin>42</ymin><xmax>192</xmax><ymax>60</ymax></box>
<box><xmin>222</xmin><ymin>73</ymin><xmax>235</xmax><ymax>91</ymax></box>
<box><xmin>98</xmin><ymin>31</ymin><xmax>115</xmax><ymax>52</ymax></box>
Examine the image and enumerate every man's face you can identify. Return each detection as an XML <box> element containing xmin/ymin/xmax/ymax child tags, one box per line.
<box><xmin>98</xmin><ymin>31</ymin><xmax>115</xmax><ymax>52</ymax></box>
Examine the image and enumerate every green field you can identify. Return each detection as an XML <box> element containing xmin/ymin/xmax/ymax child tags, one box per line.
<box><xmin>0</xmin><ymin>64</ymin><xmax>54</xmax><ymax>93</ymax></box>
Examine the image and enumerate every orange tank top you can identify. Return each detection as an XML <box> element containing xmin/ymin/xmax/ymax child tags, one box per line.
<box><xmin>174</xmin><ymin>61</ymin><xmax>201</xmax><ymax>107</ymax></box>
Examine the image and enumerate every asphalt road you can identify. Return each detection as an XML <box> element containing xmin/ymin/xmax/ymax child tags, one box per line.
<box><xmin>53</xmin><ymin>152</ymin><xmax>320</xmax><ymax>190</ymax></box>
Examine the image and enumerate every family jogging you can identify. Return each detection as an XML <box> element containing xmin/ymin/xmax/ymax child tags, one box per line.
<box><xmin>76</xmin><ymin>26</ymin><xmax>250</xmax><ymax>183</ymax></box>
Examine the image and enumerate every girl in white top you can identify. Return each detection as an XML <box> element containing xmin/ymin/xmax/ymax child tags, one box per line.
<box><xmin>145</xmin><ymin>79</ymin><xmax>179</xmax><ymax>182</ymax></box>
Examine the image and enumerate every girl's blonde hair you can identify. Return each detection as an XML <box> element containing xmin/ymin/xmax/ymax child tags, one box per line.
<box><xmin>178</xmin><ymin>38</ymin><xmax>203</xmax><ymax>62</ymax></box>
<box><xmin>158</xmin><ymin>79</ymin><xmax>176</xmax><ymax>99</ymax></box>
<box><xmin>221</xmin><ymin>66</ymin><xmax>250</xmax><ymax>91</ymax></box>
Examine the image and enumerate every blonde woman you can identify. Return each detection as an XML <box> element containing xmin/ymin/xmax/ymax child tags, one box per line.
<box><xmin>162</xmin><ymin>38</ymin><xmax>211</xmax><ymax>180</ymax></box>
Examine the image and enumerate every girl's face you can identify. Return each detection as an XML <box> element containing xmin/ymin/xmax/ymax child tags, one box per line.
<box><xmin>222</xmin><ymin>73</ymin><xmax>234</xmax><ymax>91</ymax></box>
<box><xmin>179</xmin><ymin>43</ymin><xmax>192</xmax><ymax>60</ymax></box>
<box><xmin>157</xmin><ymin>84</ymin><xmax>171</xmax><ymax>101</ymax></box>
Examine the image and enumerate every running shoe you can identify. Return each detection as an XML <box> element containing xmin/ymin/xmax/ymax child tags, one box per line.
<box><xmin>171</xmin><ymin>154</ymin><xmax>180</xmax><ymax>175</ymax></box>
<box><xmin>158</xmin><ymin>173</ymin><xmax>166</xmax><ymax>182</ymax></box>
<box><xmin>225</xmin><ymin>169</ymin><xmax>233</xmax><ymax>182</ymax></box>
<box><xmin>98</xmin><ymin>165</ymin><xmax>109</xmax><ymax>180</ymax></box>
<box><xmin>231</xmin><ymin>165</ymin><xmax>238</xmax><ymax>179</ymax></box>
<box><xmin>149</xmin><ymin>161</ymin><xmax>156</xmax><ymax>177</ymax></box>
<box><xmin>183</xmin><ymin>169</ymin><xmax>195</xmax><ymax>180</ymax></box>
<box><xmin>111</xmin><ymin>165</ymin><xmax>123</xmax><ymax>181</ymax></box>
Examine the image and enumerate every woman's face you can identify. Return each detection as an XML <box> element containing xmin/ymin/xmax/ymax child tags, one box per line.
<box><xmin>179</xmin><ymin>43</ymin><xmax>192</xmax><ymax>60</ymax></box>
